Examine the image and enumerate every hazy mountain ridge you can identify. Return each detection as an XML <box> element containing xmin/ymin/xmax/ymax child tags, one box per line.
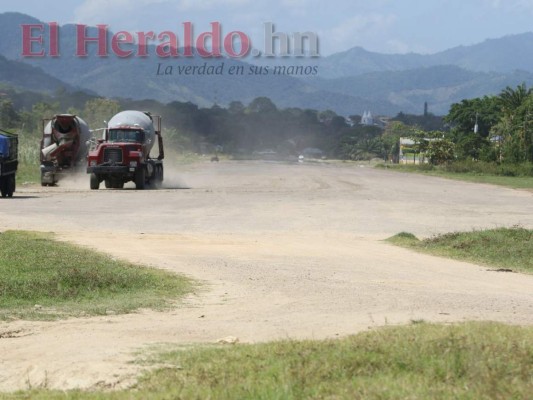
<box><xmin>0</xmin><ymin>54</ymin><xmax>79</xmax><ymax>93</ymax></box>
<box><xmin>1</xmin><ymin>12</ymin><xmax>533</xmax><ymax>115</ymax></box>
<box><xmin>0</xmin><ymin>13</ymin><xmax>396</xmax><ymax>115</ymax></box>
<box><xmin>311</xmin><ymin>65</ymin><xmax>533</xmax><ymax>114</ymax></box>
<box><xmin>318</xmin><ymin>32</ymin><xmax>533</xmax><ymax>79</ymax></box>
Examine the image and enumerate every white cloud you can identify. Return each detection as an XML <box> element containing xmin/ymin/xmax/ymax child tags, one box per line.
<box><xmin>281</xmin><ymin>0</ymin><xmax>311</xmax><ymax>5</ymax></box>
<box><xmin>279</xmin><ymin>0</ymin><xmax>316</xmax><ymax>14</ymax></box>
<box><xmin>385</xmin><ymin>39</ymin><xmax>410</xmax><ymax>54</ymax></box>
<box><xmin>7</xmin><ymin>0</ymin><xmax>533</xmax><ymax>57</ymax></box>
<box><xmin>485</xmin><ymin>0</ymin><xmax>502</xmax><ymax>7</ymax></box>
<box><xmin>74</xmin><ymin>0</ymin><xmax>166</xmax><ymax>23</ymax></box>
<box><xmin>73</xmin><ymin>0</ymin><xmax>258</xmax><ymax>33</ymax></box>
<box><xmin>321</xmin><ymin>13</ymin><xmax>396</xmax><ymax>54</ymax></box>
<box><xmin>482</xmin><ymin>0</ymin><xmax>533</xmax><ymax>12</ymax></box>
<box><xmin>512</xmin><ymin>0</ymin><xmax>533</xmax><ymax>11</ymax></box>
<box><xmin>176</xmin><ymin>0</ymin><xmax>251</xmax><ymax>12</ymax></box>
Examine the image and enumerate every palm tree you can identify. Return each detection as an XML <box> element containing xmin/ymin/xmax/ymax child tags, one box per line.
<box><xmin>498</xmin><ymin>83</ymin><xmax>530</xmax><ymax>119</ymax></box>
<box><xmin>349</xmin><ymin>138</ymin><xmax>384</xmax><ymax>160</ymax></box>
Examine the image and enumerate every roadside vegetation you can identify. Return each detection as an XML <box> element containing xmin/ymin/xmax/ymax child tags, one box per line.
<box><xmin>377</xmin><ymin>161</ymin><xmax>533</xmax><ymax>189</ymax></box>
<box><xmin>375</xmin><ymin>84</ymin><xmax>533</xmax><ymax>187</ymax></box>
<box><xmin>0</xmin><ymin>230</ymin><xmax>195</xmax><ymax>320</ymax></box>
<box><xmin>15</xmin><ymin>133</ymin><xmax>40</xmax><ymax>184</ymax></box>
<box><xmin>5</xmin><ymin>322</ymin><xmax>532</xmax><ymax>399</ymax></box>
<box><xmin>387</xmin><ymin>227</ymin><xmax>533</xmax><ymax>274</ymax></box>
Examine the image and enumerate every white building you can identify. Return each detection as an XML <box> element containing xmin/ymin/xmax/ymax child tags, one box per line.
<box><xmin>361</xmin><ymin>111</ymin><xmax>374</xmax><ymax>126</ymax></box>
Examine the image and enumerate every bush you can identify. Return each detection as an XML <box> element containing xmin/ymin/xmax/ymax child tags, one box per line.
<box><xmin>441</xmin><ymin>160</ymin><xmax>533</xmax><ymax>176</ymax></box>
<box><xmin>426</xmin><ymin>139</ymin><xmax>455</xmax><ymax>165</ymax></box>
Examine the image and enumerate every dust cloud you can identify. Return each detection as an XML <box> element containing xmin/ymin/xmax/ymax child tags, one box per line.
<box><xmin>55</xmin><ymin>170</ymin><xmax>90</xmax><ymax>190</ymax></box>
<box><xmin>54</xmin><ymin>161</ymin><xmax>192</xmax><ymax>191</ymax></box>
<box><xmin>160</xmin><ymin>159</ymin><xmax>191</xmax><ymax>190</ymax></box>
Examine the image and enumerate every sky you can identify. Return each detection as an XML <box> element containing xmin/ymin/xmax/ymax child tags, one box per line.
<box><xmin>2</xmin><ymin>0</ymin><xmax>533</xmax><ymax>56</ymax></box>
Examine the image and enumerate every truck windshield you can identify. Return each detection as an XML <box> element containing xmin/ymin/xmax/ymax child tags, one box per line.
<box><xmin>108</xmin><ymin>129</ymin><xmax>144</xmax><ymax>143</ymax></box>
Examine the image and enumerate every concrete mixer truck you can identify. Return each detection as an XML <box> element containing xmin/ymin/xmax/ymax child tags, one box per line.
<box><xmin>40</xmin><ymin>114</ymin><xmax>90</xmax><ymax>186</ymax></box>
<box><xmin>86</xmin><ymin>110</ymin><xmax>164</xmax><ymax>190</ymax></box>
<box><xmin>0</xmin><ymin>128</ymin><xmax>18</xmax><ymax>198</ymax></box>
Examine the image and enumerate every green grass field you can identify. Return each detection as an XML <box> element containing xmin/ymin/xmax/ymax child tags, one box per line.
<box><xmin>0</xmin><ymin>231</ymin><xmax>195</xmax><ymax>320</ymax></box>
<box><xmin>5</xmin><ymin>322</ymin><xmax>532</xmax><ymax>399</ymax></box>
<box><xmin>387</xmin><ymin>227</ymin><xmax>533</xmax><ymax>274</ymax></box>
<box><xmin>377</xmin><ymin>162</ymin><xmax>533</xmax><ymax>189</ymax></box>
<box><xmin>15</xmin><ymin>134</ymin><xmax>40</xmax><ymax>184</ymax></box>
<box><xmin>2</xmin><ymin>229</ymin><xmax>532</xmax><ymax>398</ymax></box>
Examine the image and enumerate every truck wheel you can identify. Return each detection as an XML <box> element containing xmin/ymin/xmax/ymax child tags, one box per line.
<box><xmin>7</xmin><ymin>175</ymin><xmax>15</xmax><ymax>197</ymax></box>
<box><xmin>153</xmin><ymin>165</ymin><xmax>163</xmax><ymax>189</ymax></box>
<box><xmin>135</xmin><ymin>167</ymin><xmax>145</xmax><ymax>190</ymax></box>
<box><xmin>90</xmin><ymin>173</ymin><xmax>100</xmax><ymax>190</ymax></box>
<box><xmin>104</xmin><ymin>179</ymin><xmax>111</xmax><ymax>189</ymax></box>
<box><xmin>40</xmin><ymin>171</ymin><xmax>48</xmax><ymax>187</ymax></box>
<box><xmin>0</xmin><ymin>178</ymin><xmax>6</xmax><ymax>198</ymax></box>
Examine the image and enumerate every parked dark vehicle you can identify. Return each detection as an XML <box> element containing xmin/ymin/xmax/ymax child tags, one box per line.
<box><xmin>0</xmin><ymin>128</ymin><xmax>18</xmax><ymax>198</ymax></box>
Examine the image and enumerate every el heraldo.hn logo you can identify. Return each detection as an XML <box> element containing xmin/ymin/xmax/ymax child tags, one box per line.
<box><xmin>20</xmin><ymin>21</ymin><xmax>320</xmax><ymax>59</ymax></box>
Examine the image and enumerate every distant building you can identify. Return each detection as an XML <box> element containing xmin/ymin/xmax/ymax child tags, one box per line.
<box><xmin>359</xmin><ymin>111</ymin><xmax>387</xmax><ymax>128</ymax></box>
<box><xmin>361</xmin><ymin>110</ymin><xmax>374</xmax><ymax>126</ymax></box>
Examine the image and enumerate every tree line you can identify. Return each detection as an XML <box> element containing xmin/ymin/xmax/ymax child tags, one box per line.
<box><xmin>445</xmin><ymin>83</ymin><xmax>533</xmax><ymax>163</ymax></box>
<box><xmin>0</xmin><ymin>86</ymin><xmax>397</xmax><ymax>159</ymax></box>
<box><xmin>1</xmin><ymin>82</ymin><xmax>532</xmax><ymax>165</ymax></box>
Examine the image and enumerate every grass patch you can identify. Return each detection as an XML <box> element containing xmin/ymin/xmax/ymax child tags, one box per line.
<box><xmin>387</xmin><ymin>231</ymin><xmax>418</xmax><ymax>245</ymax></box>
<box><xmin>6</xmin><ymin>322</ymin><xmax>533</xmax><ymax>399</ymax></box>
<box><xmin>387</xmin><ymin>227</ymin><xmax>533</xmax><ymax>274</ymax></box>
<box><xmin>0</xmin><ymin>230</ymin><xmax>195</xmax><ymax>320</ymax></box>
<box><xmin>15</xmin><ymin>134</ymin><xmax>40</xmax><ymax>184</ymax></box>
<box><xmin>15</xmin><ymin>162</ymin><xmax>40</xmax><ymax>185</ymax></box>
<box><xmin>377</xmin><ymin>161</ymin><xmax>533</xmax><ymax>189</ymax></box>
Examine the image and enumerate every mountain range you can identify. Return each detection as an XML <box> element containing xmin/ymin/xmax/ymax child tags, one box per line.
<box><xmin>1</xmin><ymin>12</ymin><xmax>533</xmax><ymax>116</ymax></box>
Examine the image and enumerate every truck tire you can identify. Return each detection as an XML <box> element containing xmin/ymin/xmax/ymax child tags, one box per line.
<box><xmin>153</xmin><ymin>165</ymin><xmax>163</xmax><ymax>189</ymax></box>
<box><xmin>159</xmin><ymin>164</ymin><xmax>164</xmax><ymax>183</ymax></box>
<box><xmin>40</xmin><ymin>171</ymin><xmax>48</xmax><ymax>187</ymax></box>
<box><xmin>0</xmin><ymin>177</ymin><xmax>7</xmax><ymax>198</ymax></box>
<box><xmin>41</xmin><ymin>170</ymin><xmax>56</xmax><ymax>187</ymax></box>
<box><xmin>135</xmin><ymin>167</ymin><xmax>145</xmax><ymax>190</ymax></box>
<box><xmin>90</xmin><ymin>173</ymin><xmax>100</xmax><ymax>190</ymax></box>
<box><xmin>7</xmin><ymin>175</ymin><xmax>15</xmax><ymax>197</ymax></box>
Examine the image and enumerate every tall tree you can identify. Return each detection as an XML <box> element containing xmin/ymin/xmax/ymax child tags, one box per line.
<box><xmin>83</xmin><ymin>98</ymin><xmax>120</xmax><ymax>130</ymax></box>
<box><xmin>0</xmin><ymin>99</ymin><xmax>19</xmax><ymax>129</ymax></box>
<box><xmin>498</xmin><ymin>83</ymin><xmax>530</xmax><ymax>119</ymax></box>
<box><xmin>246</xmin><ymin>97</ymin><xmax>277</xmax><ymax>114</ymax></box>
